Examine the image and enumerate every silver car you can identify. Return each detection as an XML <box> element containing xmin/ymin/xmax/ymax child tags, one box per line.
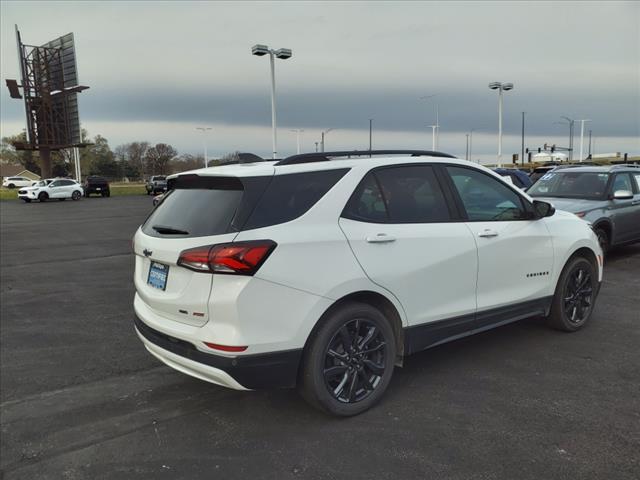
<box><xmin>528</xmin><ymin>165</ymin><xmax>640</xmax><ymax>252</ymax></box>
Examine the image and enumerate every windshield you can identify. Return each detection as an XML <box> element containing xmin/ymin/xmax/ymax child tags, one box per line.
<box><xmin>528</xmin><ymin>172</ymin><xmax>610</xmax><ymax>199</ymax></box>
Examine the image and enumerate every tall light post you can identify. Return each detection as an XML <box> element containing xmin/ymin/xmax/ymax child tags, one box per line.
<box><xmin>578</xmin><ymin>119</ymin><xmax>591</xmax><ymax>162</ymax></box>
<box><xmin>465</xmin><ymin>134</ymin><xmax>470</xmax><ymax>160</ymax></box>
<box><xmin>521</xmin><ymin>112</ymin><xmax>526</xmax><ymax>166</ymax></box>
<box><xmin>428</xmin><ymin>125</ymin><xmax>437</xmax><ymax>150</ymax></box>
<box><xmin>290</xmin><ymin>129</ymin><xmax>304</xmax><ymax>154</ymax></box>
<box><xmin>488</xmin><ymin>82</ymin><xmax>514</xmax><ymax>167</ymax></box>
<box><xmin>251</xmin><ymin>44</ymin><xmax>293</xmax><ymax>159</ymax></box>
<box><xmin>420</xmin><ymin>95</ymin><xmax>440</xmax><ymax>150</ymax></box>
<box><xmin>469</xmin><ymin>129</ymin><xmax>476</xmax><ymax>163</ymax></box>
<box><xmin>196</xmin><ymin>127</ymin><xmax>212</xmax><ymax>167</ymax></box>
<box><xmin>321</xmin><ymin>128</ymin><xmax>334</xmax><ymax>152</ymax></box>
<box><xmin>560</xmin><ymin>116</ymin><xmax>575</xmax><ymax>160</ymax></box>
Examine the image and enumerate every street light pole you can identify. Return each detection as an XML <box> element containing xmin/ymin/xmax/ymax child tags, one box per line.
<box><xmin>420</xmin><ymin>95</ymin><xmax>439</xmax><ymax>150</ymax></box>
<box><xmin>196</xmin><ymin>127</ymin><xmax>212</xmax><ymax>167</ymax></box>
<box><xmin>588</xmin><ymin>129</ymin><xmax>592</xmax><ymax>158</ymax></box>
<box><xmin>290</xmin><ymin>129</ymin><xmax>304</xmax><ymax>154</ymax></box>
<box><xmin>469</xmin><ymin>129</ymin><xmax>476</xmax><ymax>163</ymax></box>
<box><xmin>369</xmin><ymin>119</ymin><xmax>373</xmax><ymax>155</ymax></box>
<box><xmin>578</xmin><ymin>119</ymin><xmax>591</xmax><ymax>162</ymax></box>
<box><xmin>428</xmin><ymin>125</ymin><xmax>437</xmax><ymax>150</ymax></box>
<box><xmin>321</xmin><ymin>128</ymin><xmax>334</xmax><ymax>152</ymax></box>
<box><xmin>251</xmin><ymin>44</ymin><xmax>293</xmax><ymax>160</ymax></box>
<box><xmin>465</xmin><ymin>134</ymin><xmax>470</xmax><ymax>160</ymax></box>
<box><xmin>489</xmin><ymin>82</ymin><xmax>514</xmax><ymax>168</ymax></box>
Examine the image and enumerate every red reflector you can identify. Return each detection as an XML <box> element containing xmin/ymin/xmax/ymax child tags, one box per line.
<box><xmin>178</xmin><ymin>240</ymin><xmax>276</xmax><ymax>275</ymax></box>
<box><xmin>203</xmin><ymin>342</ymin><xmax>248</xmax><ymax>352</ymax></box>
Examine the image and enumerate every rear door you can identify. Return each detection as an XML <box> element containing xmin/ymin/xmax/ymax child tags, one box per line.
<box><xmin>134</xmin><ymin>177</ymin><xmax>249</xmax><ymax>327</ymax></box>
<box><xmin>339</xmin><ymin>165</ymin><xmax>479</xmax><ymax>346</ymax></box>
<box><xmin>631</xmin><ymin>172</ymin><xmax>640</xmax><ymax>240</ymax></box>
<box><xmin>444</xmin><ymin>165</ymin><xmax>554</xmax><ymax>319</ymax></box>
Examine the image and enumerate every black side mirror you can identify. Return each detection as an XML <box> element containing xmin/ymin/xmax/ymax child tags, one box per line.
<box><xmin>533</xmin><ymin>200</ymin><xmax>555</xmax><ymax>218</ymax></box>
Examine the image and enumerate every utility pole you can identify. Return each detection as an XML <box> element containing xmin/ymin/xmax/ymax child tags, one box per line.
<box><xmin>369</xmin><ymin>119</ymin><xmax>373</xmax><ymax>156</ymax></box>
<box><xmin>521</xmin><ymin>112</ymin><xmax>526</xmax><ymax>166</ymax></box>
<box><xmin>588</xmin><ymin>129</ymin><xmax>592</xmax><ymax>158</ymax></box>
<box><xmin>314</xmin><ymin>141</ymin><xmax>319</xmax><ymax>152</ymax></box>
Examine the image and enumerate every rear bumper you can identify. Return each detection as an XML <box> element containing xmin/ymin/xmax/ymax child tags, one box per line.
<box><xmin>134</xmin><ymin>315</ymin><xmax>302</xmax><ymax>390</ymax></box>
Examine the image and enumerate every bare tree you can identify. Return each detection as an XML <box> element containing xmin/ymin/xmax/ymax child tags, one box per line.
<box><xmin>144</xmin><ymin>143</ymin><xmax>177</xmax><ymax>175</ymax></box>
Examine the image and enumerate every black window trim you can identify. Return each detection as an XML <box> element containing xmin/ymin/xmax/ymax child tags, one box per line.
<box><xmin>438</xmin><ymin>163</ymin><xmax>537</xmax><ymax>222</ymax></box>
<box><xmin>341</xmin><ymin>163</ymin><xmax>462</xmax><ymax>224</ymax></box>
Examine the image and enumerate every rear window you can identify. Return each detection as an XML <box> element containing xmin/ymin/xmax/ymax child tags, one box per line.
<box><xmin>142</xmin><ymin>177</ymin><xmax>244</xmax><ymax>238</ymax></box>
<box><xmin>242</xmin><ymin>169</ymin><xmax>349</xmax><ymax>230</ymax></box>
<box><xmin>143</xmin><ymin>169</ymin><xmax>348</xmax><ymax>237</ymax></box>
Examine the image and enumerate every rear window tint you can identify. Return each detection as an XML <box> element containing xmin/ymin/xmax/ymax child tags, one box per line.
<box><xmin>242</xmin><ymin>169</ymin><xmax>349</xmax><ymax>230</ymax></box>
<box><xmin>142</xmin><ymin>178</ymin><xmax>243</xmax><ymax>238</ymax></box>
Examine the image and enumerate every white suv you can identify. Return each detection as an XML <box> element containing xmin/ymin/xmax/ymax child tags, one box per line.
<box><xmin>18</xmin><ymin>178</ymin><xmax>83</xmax><ymax>202</ymax></box>
<box><xmin>133</xmin><ymin>150</ymin><xmax>603</xmax><ymax>416</ymax></box>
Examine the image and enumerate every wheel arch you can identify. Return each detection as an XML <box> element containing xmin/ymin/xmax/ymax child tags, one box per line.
<box><xmin>303</xmin><ymin>290</ymin><xmax>406</xmax><ymax>366</ymax></box>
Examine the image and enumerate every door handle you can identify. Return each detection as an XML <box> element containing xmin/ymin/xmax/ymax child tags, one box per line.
<box><xmin>478</xmin><ymin>229</ymin><xmax>499</xmax><ymax>238</ymax></box>
<box><xmin>366</xmin><ymin>233</ymin><xmax>396</xmax><ymax>243</ymax></box>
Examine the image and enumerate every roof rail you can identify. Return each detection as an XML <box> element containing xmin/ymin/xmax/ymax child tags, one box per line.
<box><xmin>610</xmin><ymin>163</ymin><xmax>640</xmax><ymax>169</ymax></box>
<box><xmin>275</xmin><ymin>149</ymin><xmax>456</xmax><ymax>166</ymax></box>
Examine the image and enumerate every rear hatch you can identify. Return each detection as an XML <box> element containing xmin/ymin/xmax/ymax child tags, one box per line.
<box><xmin>134</xmin><ymin>169</ymin><xmax>273</xmax><ymax>327</ymax></box>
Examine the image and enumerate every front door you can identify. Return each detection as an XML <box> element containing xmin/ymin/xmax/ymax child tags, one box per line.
<box><xmin>444</xmin><ymin>166</ymin><xmax>554</xmax><ymax>322</ymax></box>
<box><xmin>339</xmin><ymin>165</ymin><xmax>479</xmax><ymax>351</ymax></box>
<box><xmin>608</xmin><ymin>173</ymin><xmax>639</xmax><ymax>244</ymax></box>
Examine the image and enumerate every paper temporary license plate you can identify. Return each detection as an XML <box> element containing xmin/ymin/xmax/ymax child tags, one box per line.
<box><xmin>147</xmin><ymin>262</ymin><xmax>169</xmax><ymax>290</ymax></box>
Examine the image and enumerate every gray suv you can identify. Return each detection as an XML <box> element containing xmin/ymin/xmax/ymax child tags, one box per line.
<box><xmin>145</xmin><ymin>176</ymin><xmax>167</xmax><ymax>195</ymax></box>
<box><xmin>528</xmin><ymin>165</ymin><xmax>640</xmax><ymax>252</ymax></box>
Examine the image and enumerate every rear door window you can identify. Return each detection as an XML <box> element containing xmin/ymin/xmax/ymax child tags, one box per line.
<box><xmin>342</xmin><ymin>165</ymin><xmax>451</xmax><ymax>223</ymax></box>
<box><xmin>242</xmin><ymin>169</ymin><xmax>349</xmax><ymax>230</ymax></box>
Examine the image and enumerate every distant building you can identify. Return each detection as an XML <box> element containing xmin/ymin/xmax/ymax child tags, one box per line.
<box><xmin>532</xmin><ymin>152</ymin><xmax>568</xmax><ymax>163</ymax></box>
<box><xmin>0</xmin><ymin>164</ymin><xmax>41</xmax><ymax>181</ymax></box>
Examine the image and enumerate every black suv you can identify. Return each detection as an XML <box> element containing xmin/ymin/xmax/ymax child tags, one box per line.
<box><xmin>146</xmin><ymin>176</ymin><xmax>168</xmax><ymax>195</ymax></box>
<box><xmin>84</xmin><ymin>176</ymin><xmax>110</xmax><ymax>197</ymax></box>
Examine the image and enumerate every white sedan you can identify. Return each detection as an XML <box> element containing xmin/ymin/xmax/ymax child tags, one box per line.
<box><xmin>18</xmin><ymin>178</ymin><xmax>84</xmax><ymax>203</ymax></box>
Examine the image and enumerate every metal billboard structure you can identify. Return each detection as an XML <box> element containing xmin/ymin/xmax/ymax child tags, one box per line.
<box><xmin>5</xmin><ymin>26</ymin><xmax>90</xmax><ymax>178</ymax></box>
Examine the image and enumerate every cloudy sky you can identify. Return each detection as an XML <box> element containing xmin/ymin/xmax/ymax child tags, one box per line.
<box><xmin>1</xmin><ymin>0</ymin><xmax>638</xmax><ymax>162</ymax></box>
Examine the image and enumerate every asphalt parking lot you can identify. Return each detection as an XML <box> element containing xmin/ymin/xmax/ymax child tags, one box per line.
<box><xmin>1</xmin><ymin>196</ymin><xmax>639</xmax><ymax>480</ymax></box>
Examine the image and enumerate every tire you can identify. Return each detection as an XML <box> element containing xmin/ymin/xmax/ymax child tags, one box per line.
<box><xmin>38</xmin><ymin>192</ymin><xmax>48</xmax><ymax>202</ymax></box>
<box><xmin>547</xmin><ymin>256</ymin><xmax>597</xmax><ymax>332</ymax></box>
<box><xmin>594</xmin><ymin>226</ymin><xmax>610</xmax><ymax>254</ymax></box>
<box><xmin>8</xmin><ymin>184</ymin><xmax>15</xmax><ymax>189</ymax></box>
<box><xmin>58</xmin><ymin>198</ymin><xmax>65</xmax><ymax>201</ymax></box>
<box><xmin>299</xmin><ymin>302</ymin><xmax>396</xmax><ymax>416</ymax></box>
<box><xmin>71</xmin><ymin>190</ymin><xmax>81</xmax><ymax>201</ymax></box>
<box><xmin>84</xmin><ymin>191</ymin><xmax>90</xmax><ymax>197</ymax></box>
<box><xmin>105</xmin><ymin>190</ymin><xmax>110</xmax><ymax>197</ymax></box>
<box><xmin>22</xmin><ymin>198</ymin><xmax>31</xmax><ymax>203</ymax></box>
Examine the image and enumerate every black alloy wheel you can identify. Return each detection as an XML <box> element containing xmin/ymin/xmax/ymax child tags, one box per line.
<box><xmin>38</xmin><ymin>192</ymin><xmax>48</xmax><ymax>202</ymax></box>
<box><xmin>323</xmin><ymin>318</ymin><xmax>388</xmax><ymax>404</ymax></box>
<box><xmin>547</xmin><ymin>256</ymin><xmax>597</xmax><ymax>332</ymax></box>
<box><xmin>562</xmin><ymin>267</ymin><xmax>594</xmax><ymax>325</ymax></box>
<box><xmin>72</xmin><ymin>191</ymin><xmax>81</xmax><ymax>201</ymax></box>
<box><xmin>299</xmin><ymin>302</ymin><xmax>396</xmax><ymax>416</ymax></box>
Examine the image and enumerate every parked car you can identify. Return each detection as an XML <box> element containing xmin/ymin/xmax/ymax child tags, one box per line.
<box><xmin>152</xmin><ymin>192</ymin><xmax>165</xmax><ymax>207</ymax></box>
<box><xmin>493</xmin><ymin>168</ymin><xmax>533</xmax><ymax>190</ymax></box>
<box><xmin>146</xmin><ymin>176</ymin><xmax>167</xmax><ymax>195</ymax></box>
<box><xmin>528</xmin><ymin>165</ymin><xmax>640</xmax><ymax>252</ymax></box>
<box><xmin>18</xmin><ymin>178</ymin><xmax>84</xmax><ymax>203</ymax></box>
<box><xmin>133</xmin><ymin>150</ymin><xmax>603</xmax><ymax>416</ymax></box>
<box><xmin>84</xmin><ymin>176</ymin><xmax>110</xmax><ymax>197</ymax></box>
<box><xmin>2</xmin><ymin>176</ymin><xmax>33</xmax><ymax>189</ymax></box>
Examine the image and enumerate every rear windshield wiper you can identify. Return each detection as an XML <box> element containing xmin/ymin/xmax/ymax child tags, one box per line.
<box><xmin>152</xmin><ymin>225</ymin><xmax>189</xmax><ymax>235</ymax></box>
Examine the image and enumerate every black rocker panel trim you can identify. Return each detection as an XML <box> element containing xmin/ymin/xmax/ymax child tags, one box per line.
<box><xmin>404</xmin><ymin>296</ymin><xmax>553</xmax><ymax>355</ymax></box>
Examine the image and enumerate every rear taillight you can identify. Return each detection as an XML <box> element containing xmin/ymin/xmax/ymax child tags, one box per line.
<box><xmin>177</xmin><ymin>240</ymin><xmax>276</xmax><ymax>275</ymax></box>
